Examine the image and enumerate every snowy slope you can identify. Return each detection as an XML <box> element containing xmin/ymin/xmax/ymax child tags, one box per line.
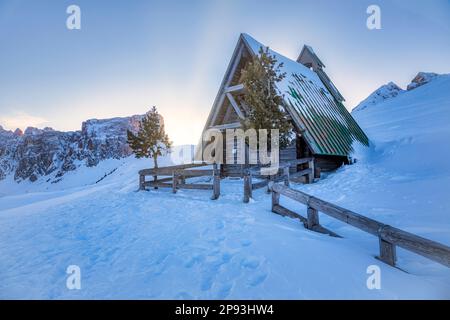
<box><xmin>1</xmin><ymin>156</ymin><xmax>448</xmax><ymax>299</ymax></box>
<box><xmin>353</xmin><ymin>73</ymin><xmax>450</xmax><ymax>176</ymax></box>
<box><xmin>1</xmin><ymin>74</ymin><xmax>450</xmax><ymax>299</ymax></box>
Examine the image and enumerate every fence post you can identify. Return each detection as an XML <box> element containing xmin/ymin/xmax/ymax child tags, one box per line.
<box><xmin>243</xmin><ymin>169</ymin><xmax>253</xmax><ymax>203</ymax></box>
<box><xmin>153</xmin><ymin>171</ymin><xmax>158</xmax><ymax>189</ymax></box>
<box><xmin>308</xmin><ymin>159</ymin><xmax>315</xmax><ymax>184</ymax></box>
<box><xmin>307</xmin><ymin>206</ymin><xmax>319</xmax><ymax>229</ymax></box>
<box><xmin>271</xmin><ymin>188</ymin><xmax>280</xmax><ymax>212</ymax></box>
<box><xmin>378</xmin><ymin>228</ymin><xmax>397</xmax><ymax>266</ymax></box>
<box><xmin>212</xmin><ymin>163</ymin><xmax>220</xmax><ymax>200</ymax></box>
<box><xmin>283</xmin><ymin>167</ymin><xmax>290</xmax><ymax>187</ymax></box>
<box><xmin>267</xmin><ymin>174</ymin><xmax>273</xmax><ymax>194</ymax></box>
<box><xmin>139</xmin><ymin>174</ymin><xmax>145</xmax><ymax>191</ymax></box>
<box><xmin>172</xmin><ymin>171</ymin><xmax>178</xmax><ymax>194</ymax></box>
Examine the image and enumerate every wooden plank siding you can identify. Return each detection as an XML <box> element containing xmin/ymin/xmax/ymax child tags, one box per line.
<box><xmin>314</xmin><ymin>155</ymin><xmax>348</xmax><ymax>172</ymax></box>
<box><xmin>280</xmin><ymin>140</ymin><xmax>298</xmax><ymax>174</ymax></box>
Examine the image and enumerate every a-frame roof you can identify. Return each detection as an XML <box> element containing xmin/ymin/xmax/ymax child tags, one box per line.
<box><xmin>203</xmin><ymin>33</ymin><xmax>369</xmax><ymax>157</ymax></box>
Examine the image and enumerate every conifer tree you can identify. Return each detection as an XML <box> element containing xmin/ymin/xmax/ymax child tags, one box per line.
<box><xmin>127</xmin><ymin>106</ymin><xmax>172</xmax><ymax>169</ymax></box>
<box><xmin>239</xmin><ymin>47</ymin><xmax>293</xmax><ymax>148</ymax></box>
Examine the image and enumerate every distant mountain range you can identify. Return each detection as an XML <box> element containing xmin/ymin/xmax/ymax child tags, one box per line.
<box><xmin>0</xmin><ymin>112</ymin><xmax>152</xmax><ymax>183</ymax></box>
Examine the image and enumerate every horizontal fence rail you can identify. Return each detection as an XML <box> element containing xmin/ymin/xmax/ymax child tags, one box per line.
<box><xmin>139</xmin><ymin>163</ymin><xmax>220</xmax><ymax>200</ymax></box>
<box><xmin>243</xmin><ymin>158</ymin><xmax>315</xmax><ymax>203</ymax></box>
<box><xmin>139</xmin><ymin>163</ymin><xmax>207</xmax><ymax>177</ymax></box>
<box><xmin>270</xmin><ymin>183</ymin><xmax>450</xmax><ymax>268</ymax></box>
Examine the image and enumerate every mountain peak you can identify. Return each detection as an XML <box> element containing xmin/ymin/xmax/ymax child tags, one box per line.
<box><xmin>352</xmin><ymin>82</ymin><xmax>404</xmax><ymax>112</ymax></box>
<box><xmin>407</xmin><ymin>72</ymin><xmax>439</xmax><ymax>91</ymax></box>
<box><xmin>24</xmin><ymin>127</ymin><xmax>43</xmax><ymax>135</ymax></box>
<box><xmin>23</xmin><ymin>127</ymin><xmax>55</xmax><ymax>135</ymax></box>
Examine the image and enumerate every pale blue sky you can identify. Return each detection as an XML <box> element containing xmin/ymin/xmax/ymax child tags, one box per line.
<box><xmin>0</xmin><ymin>0</ymin><xmax>449</xmax><ymax>144</ymax></box>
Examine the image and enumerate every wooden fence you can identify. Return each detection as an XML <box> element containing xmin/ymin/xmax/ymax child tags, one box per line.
<box><xmin>139</xmin><ymin>163</ymin><xmax>221</xmax><ymax>200</ymax></box>
<box><xmin>270</xmin><ymin>183</ymin><xmax>450</xmax><ymax>268</ymax></box>
<box><xmin>243</xmin><ymin>158</ymin><xmax>315</xmax><ymax>203</ymax></box>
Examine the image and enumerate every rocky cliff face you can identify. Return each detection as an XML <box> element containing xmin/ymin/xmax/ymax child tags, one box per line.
<box><xmin>407</xmin><ymin>72</ymin><xmax>439</xmax><ymax>91</ymax></box>
<box><xmin>0</xmin><ymin>113</ymin><xmax>149</xmax><ymax>183</ymax></box>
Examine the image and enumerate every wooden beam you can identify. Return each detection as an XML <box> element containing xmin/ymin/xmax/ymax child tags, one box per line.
<box><xmin>243</xmin><ymin>170</ymin><xmax>253</xmax><ymax>203</ymax></box>
<box><xmin>379</xmin><ymin>237</ymin><xmax>397</xmax><ymax>267</ymax></box>
<box><xmin>139</xmin><ymin>163</ymin><xmax>206</xmax><ymax>176</ymax></box>
<box><xmin>272</xmin><ymin>192</ymin><xmax>281</xmax><ymax>212</ymax></box>
<box><xmin>147</xmin><ymin>182</ymin><xmax>173</xmax><ymax>188</ymax></box>
<box><xmin>172</xmin><ymin>172</ymin><xmax>177</xmax><ymax>193</ymax></box>
<box><xmin>283</xmin><ymin>167</ymin><xmax>290</xmax><ymax>187</ymax></box>
<box><xmin>240</xmin><ymin>101</ymin><xmax>250</xmax><ymax>114</ymax></box>
<box><xmin>224</xmin><ymin>84</ymin><xmax>244</xmax><ymax>93</ymax></box>
<box><xmin>272</xmin><ymin>204</ymin><xmax>305</xmax><ymax>223</ymax></box>
<box><xmin>178</xmin><ymin>170</ymin><xmax>213</xmax><ymax>177</ymax></box>
<box><xmin>178</xmin><ymin>184</ymin><xmax>213</xmax><ymax>190</ymax></box>
<box><xmin>226</xmin><ymin>93</ymin><xmax>245</xmax><ymax>119</ymax></box>
<box><xmin>209</xmin><ymin>122</ymin><xmax>241</xmax><ymax>131</ymax></box>
<box><xmin>252</xmin><ymin>179</ymin><xmax>269</xmax><ymax>190</ymax></box>
<box><xmin>210</xmin><ymin>45</ymin><xmax>244</xmax><ymax>126</ymax></box>
<box><xmin>307</xmin><ymin>206</ymin><xmax>319</xmax><ymax>229</ymax></box>
<box><xmin>212</xmin><ymin>164</ymin><xmax>220</xmax><ymax>200</ymax></box>
<box><xmin>210</xmin><ymin>93</ymin><xmax>226</xmax><ymax>127</ymax></box>
<box><xmin>272</xmin><ymin>203</ymin><xmax>339</xmax><ymax>237</ymax></box>
<box><xmin>308</xmin><ymin>159</ymin><xmax>315</xmax><ymax>184</ymax></box>
<box><xmin>287</xmin><ymin>158</ymin><xmax>314</xmax><ymax>166</ymax></box>
<box><xmin>143</xmin><ymin>177</ymin><xmax>172</xmax><ymax>186</ymax></box>
<box><xmin>289</xmin><ymin>168</ymin><xmax>312</xmax><ymax>180</ymax></box>
<box><xmin>139</xmin><ymin>174</ymin><xmax>145</xmax><ymax>191</ymax></box>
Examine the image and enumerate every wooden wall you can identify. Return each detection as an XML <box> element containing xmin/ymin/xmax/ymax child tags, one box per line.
<box><xmin>314</xmin><ymin>155</ymin><xmax>348</xmax><ymax>172</ymax></box>
<box><xmin>221</xmin><ymin>138</ymin><xmax>298</xmax><ymax>177</ymax></box>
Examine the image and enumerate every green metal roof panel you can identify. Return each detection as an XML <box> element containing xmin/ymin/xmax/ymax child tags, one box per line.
<box><xmin>241</xmin><ymin>33</ymin><xmax>369</xmax><ymax>157</ymax></box>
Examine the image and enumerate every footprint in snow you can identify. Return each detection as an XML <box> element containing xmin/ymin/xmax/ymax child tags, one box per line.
<box><xmin>200</xmin><ymin>275</ymin><xmax>214</xmax><ymax>291</ymax></box>
<box><xmin>184</xmin><ymin>254</ymin><xmax>203</xmax><ymax>268</ymax></box>
<box><xmin>247</xmin><ymin>271</ymin><xmax>267</xmax><ymax>287</ymax></box>
<box><xmin>175</xmin><ymin>291</ymin><xmax>194</xmax><ymax>299</ymax></box>
<box><xmin>207</xmin><ymin>235</ymin><xmax>225</xmax><ymax>245</ymax></box>
<box><xmin>216</xmin><ymin>282</ymin><xmax>232</xmax><ymax>299</ymax></box>
<box><xmin>240</xmin><ymin>257</ymin><xmax>260</xmax><ymax>269</ymax></box>
<box><xmin>215</xmin><ymin>220</ymin><xmax>225</xmax><ymax>230</ymax></box>
<box><xmin>199</xmin><ymin>252</ymin><xmax>234</xmax><ymax>291</ymax></box>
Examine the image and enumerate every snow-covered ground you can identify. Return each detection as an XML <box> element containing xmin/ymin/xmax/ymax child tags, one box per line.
<box><xmin>1</xmin><ymin>75</ymin><xmax>450</xmax><ymax>299</ymax></box>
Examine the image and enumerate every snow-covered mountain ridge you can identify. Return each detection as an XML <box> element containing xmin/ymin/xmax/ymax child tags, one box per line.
<box><xmin>0</xmin><ymin>112</ymin><xmax>147</xmax><ymax>183</ymax></box>
<box><xmin>352</xmin><ymin>72</ymin><xmax>444</xmax><ymax>112</ymax></box>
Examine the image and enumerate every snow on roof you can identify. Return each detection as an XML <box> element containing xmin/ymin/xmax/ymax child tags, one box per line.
<box><xmin>241</xmin><ymin>33</ymin><xmax>369</xmax><ymax>156</ymax></box>
<box><xmin>241</xmin><ymin>34</ymin><xmax>328</xmax><ymax>95</ymax></box>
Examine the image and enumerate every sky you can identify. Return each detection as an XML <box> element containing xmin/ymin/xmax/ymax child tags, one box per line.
<box><xmin>0</xmin><ymin>0</ymin><xmax>449</xmax><ymax>145</ymax></box>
